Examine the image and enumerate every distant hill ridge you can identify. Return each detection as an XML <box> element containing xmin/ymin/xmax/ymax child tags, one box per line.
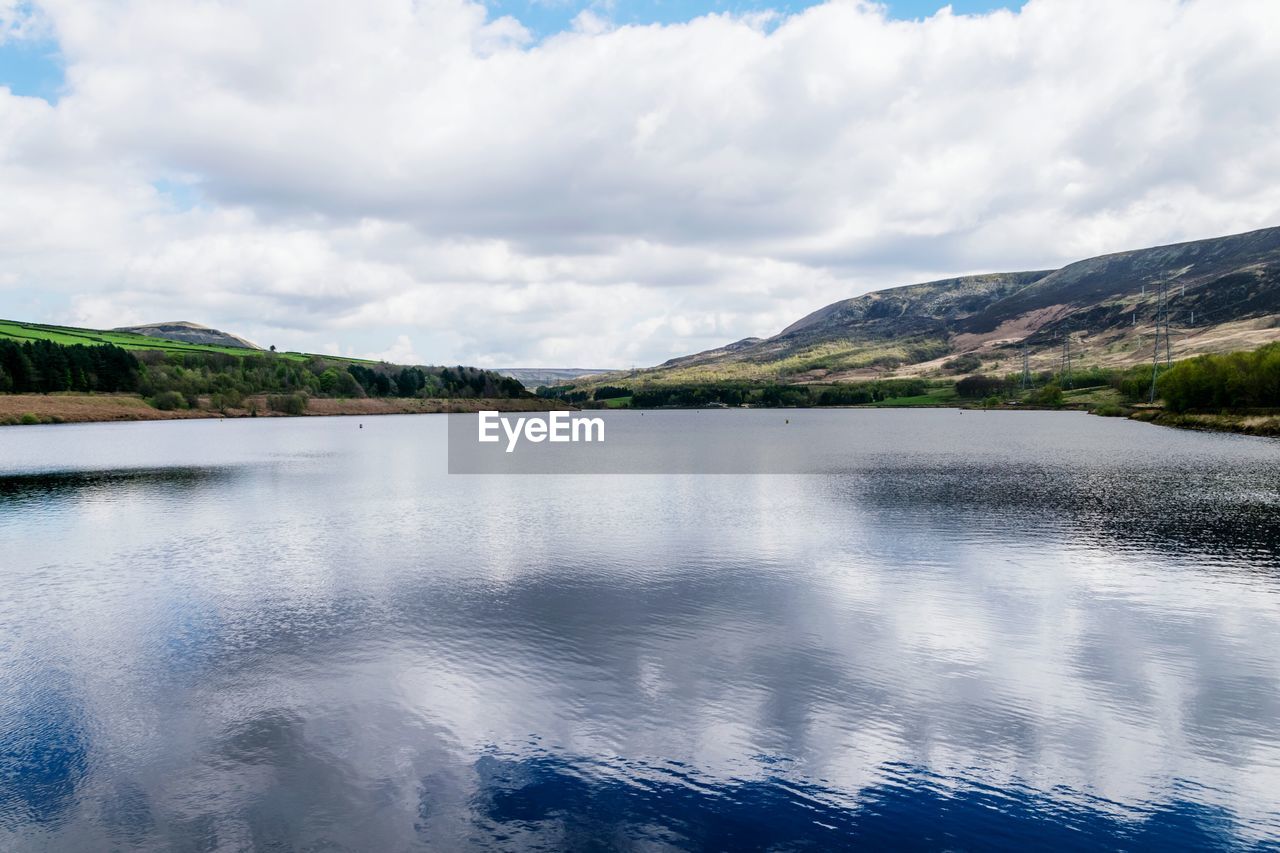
<box><xmin>495</xmin><ymin>367</ymin><xmax>615</xmax><ymax>389</ymax></box>
<box><xmin>615</xmin><ymin>225</ymin><xmax>1280</xmax><ymax>385</ymax></box>
<box><xmin>115</xmin><ymin>321</ymin><xmax>262</xmax><ymax>350</ymax></box>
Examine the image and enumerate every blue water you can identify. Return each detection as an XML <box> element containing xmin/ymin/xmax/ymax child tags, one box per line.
<box><xmin>1</xmin><ymin>410</ymin><xmax>1279</xmax><ymax>850</ymax></box>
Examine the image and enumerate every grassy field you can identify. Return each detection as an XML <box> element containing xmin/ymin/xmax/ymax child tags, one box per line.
<box><xmin>1062</xmin><ymin>385</ymin><xmax>1124</xmax><ymax>409</ymax></box>
<box><xmin>0</xmin><ymin>393</ymin><xmax>569</xmax><ymax>425</ymax></box>
<box><xmin>603</xmin><ymin>396</ymin><xmax>633</xmax><ymax>408</ymax></box>
<box><xmin>0</xmin><ymin>318</ymin><xmax>374</xmax><ymax>363</ymax></box>
<box><xmin>862</xmin><ymin>386</ymin><xmax>960</xmax><ymax>407</ymax></box>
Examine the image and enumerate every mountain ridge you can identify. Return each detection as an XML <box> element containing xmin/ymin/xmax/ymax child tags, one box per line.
<box><xmin>613</xmin><ymin>226</ymin><xmax>1280</xmax><ymax>385</ymax></box>
<box><xmin>495</xmin><ymin>367</ymin><xmax>616</xmax><ymax>389</ymax></box>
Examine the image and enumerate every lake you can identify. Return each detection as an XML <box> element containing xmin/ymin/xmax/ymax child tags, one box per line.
<box><xmin>2</xmin><ymin>410</ymin><xmax>1279</xmax><ymax>850</ymax></box>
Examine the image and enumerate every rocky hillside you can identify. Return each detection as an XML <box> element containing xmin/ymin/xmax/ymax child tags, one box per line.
<box><xmin>114</xmin><ymin>321</ymin><xmax>262</xmax><ymax>350</ymax></box>
<box><xmin>614</xmin><ymin>226</ymin><xmax>1280</xmax><ymax>385</ymax></box>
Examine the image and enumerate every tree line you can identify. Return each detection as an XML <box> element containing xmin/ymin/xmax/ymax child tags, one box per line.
<box><xmin>1154</xmin><ymin>342</ymin><xmax>1280</xmax><ymax>412</ymax></box>
<box><xmin>0</xmin><ymin>339</ymin><xmax>139</xmax><ymax>393</ymax></box>
<box><xmin>952</xmin><ymin>344</ymin><xmax>1280</xmax><ymax>413</ymax></box>
<box><xmin>538</xmin><ymin>378</ymin><xmax>930</xmax><ymax>408</ymax></box>
<box><xmin>0</xmin><ymin>338</ymin><xmax>528</xmax><ymax>409</ymax></box>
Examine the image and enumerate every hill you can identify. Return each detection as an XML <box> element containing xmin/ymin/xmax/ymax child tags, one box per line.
<box><xmin>590</xmin><ymin>226</ymin><xmax>1280</xmax><ymax>386</ymax></box>
<box><xmin>0</xmin><ymin>318</ymin><xmax>312</xmax><ymax>360</ymax></box>
<box><xmin>495</xmin><ymin>368</ymin><xmax>614</xmax><ymax>389</ymax></box>
<box><xmin>1</xmin><ymin>318</ymin><xmax>536</xmax><ymax>423</ymax></box>
<box><xmin>114</xmin><ymin>321</ymin><xmax>262</xmax><ymax>350</ymax></box>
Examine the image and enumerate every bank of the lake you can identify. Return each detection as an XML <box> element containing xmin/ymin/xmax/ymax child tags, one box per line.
<box><xmin>0</xmin><ymin>392</ymin><xmax>569</xmax><ymax>425</ymax></box>
<box><xmin>1129</xmin><ymin>408</ymin><xmax>1280</xmax><ymax>437</ymax></box>
<box><xmin>6</xmin><ymin>390</ymin><xmax>1277</xmax><ymax>441</ymax></box>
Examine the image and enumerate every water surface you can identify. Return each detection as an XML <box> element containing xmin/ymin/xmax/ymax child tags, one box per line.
<box><xmin>2</xmin><ymin>410</ymin><xmax>1279</xmax><ymax>850</ymax></box>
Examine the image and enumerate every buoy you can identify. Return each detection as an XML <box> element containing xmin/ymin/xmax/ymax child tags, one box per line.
<box><xmin>359</xmin><ymin>424</ymin><xmax>363</xmax><ymax>429</ymax></box>
<box><xmin>785</xmin><ymin>418</ymin><xmax>790</xmax><ymax>424</ymax></box>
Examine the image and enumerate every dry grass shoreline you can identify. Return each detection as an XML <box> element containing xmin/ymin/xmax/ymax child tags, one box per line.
<box><xmin>5</xmin><ymin>392</ymin><xmax>1276</xmax><ymax>441</ymax></box>
<box><xmin>0</xmin><ymin>393</ymin><xmax>569</xmax><ymax>426</ymax></box>
<box><xmin>1128</xmin><ymin>408</ymin><xmax>1280</xmax><ymax>438</ymax></box>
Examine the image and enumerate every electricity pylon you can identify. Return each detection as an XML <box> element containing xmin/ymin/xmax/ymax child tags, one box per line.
<box><xmin>1148</xmin><ymin>282</ymin><xmax>1173</xmax><ymax>403</ymax></box>
<box><xmin>1059</xmin><ymin>330</ymin><xmax>1073</xmax><ymax>389</ymax></box>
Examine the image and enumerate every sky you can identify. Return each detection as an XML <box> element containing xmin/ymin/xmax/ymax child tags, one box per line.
<box><xmin>0</xmin><ymin>0</ymin><xmax>1277</xmax><ymax>368</ymax></box>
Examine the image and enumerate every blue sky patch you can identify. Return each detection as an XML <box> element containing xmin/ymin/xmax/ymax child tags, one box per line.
<box><xmin>492</xmin><ymin>0</ymin><xmax>1026</xmax><ymax>39</ymax></box>
<box><xmin>0</xmin><ymin>35</ymin><xmax>63</xmax><ymax>102</ymax></box>
<box><xmin>152</xmin><ymin>179</ymin><xmax>204</xmax><ymax>213</ymax></box>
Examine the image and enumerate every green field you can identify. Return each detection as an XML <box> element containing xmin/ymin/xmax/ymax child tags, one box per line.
<box><xmin>1061</xmin><ymin>385</ymin><xmax>1124</xmax><ymax>408</ymax></box>
<box><xmin>0</xmin><ymin>319</ymin><xmax>372</xmax><ymax>363</ymax></box>
<box><xmin>861</xmin><ymin>386</ymin><xmax>960</xmax><ymax>407</ymax></box>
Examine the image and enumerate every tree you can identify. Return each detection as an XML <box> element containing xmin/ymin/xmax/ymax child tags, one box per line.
<box><xmin>956</xmin><ymin>374</ymin><xmax>1011</xmax><ymax>398</ymax></box>
<box><xmin>1027</xmin><ymin>384</ymin><xmax>1063</xmax><ymax>407</ymax></box>
<box><xmin>593</xmin><ymin>386</ymin><xmax>631</xmax><ymax>401</ymax></box>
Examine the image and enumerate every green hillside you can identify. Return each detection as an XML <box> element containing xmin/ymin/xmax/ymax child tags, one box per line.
<box><xmin>0</xmin><ymin>319</ymin><xmax>372</xmax><ymax>363</ymax></box>
<box><xmin>1</xmin><ymin>319</ymin><xmax>531</xmax><ymax>422</ymax></box>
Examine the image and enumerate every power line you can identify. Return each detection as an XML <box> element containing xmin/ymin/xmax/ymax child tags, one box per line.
<box><xmin>1060</xmin><ymin>328</ymin><xmax>1073</xmax><ymax>389</ymax></box>
<box><xmin>1149</xmin><ymin>281</ymin><xmax>1173</xmax><ymax>402</ymax></box>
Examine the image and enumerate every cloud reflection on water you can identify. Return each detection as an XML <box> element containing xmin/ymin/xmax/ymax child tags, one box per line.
<box><xmin>1</xmin><ymin>413</ymin><xmax>1279</xmax><ymax>849</ymax></box>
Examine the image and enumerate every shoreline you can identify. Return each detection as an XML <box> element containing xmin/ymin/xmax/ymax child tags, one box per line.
<box><xmin>593</xmin><ymin>401</ymin><xmax>1280</xmax><ymax>439</ymax></box>
<box><xmin>1127</xmin><ymin>408</ymin><xmax>1280</xmax><ymax>438</ymax></box>
<box><xmin>5</xmin><ymin>392</ymin><xmax>1277</xmax><ymax>439</ymax></box>
<box><xmin>0</xmin><ymin>393</ymin><xmax>571</xmax><ymax>426</ymax></box>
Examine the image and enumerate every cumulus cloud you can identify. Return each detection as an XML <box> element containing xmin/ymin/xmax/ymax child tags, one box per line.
<box><xmin>366</xmin><ymin>334</ymin><xmax>426</xmax><ymax>365</ymax></box>
<box><xmin>0</xmin><ymin>1</ymin><xmax>48</xmax><ymax>43</ymax></box>
<box><xmin>1</xmin><ymin>0</ymin><xmax>1279</xmax><ymax>366</ymax></box>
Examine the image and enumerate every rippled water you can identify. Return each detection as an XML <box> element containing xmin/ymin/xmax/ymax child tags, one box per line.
<box><xmin>2</xmin><ymin>410</ymin><xmax>1279</xmax><ymax>851</ymax></box>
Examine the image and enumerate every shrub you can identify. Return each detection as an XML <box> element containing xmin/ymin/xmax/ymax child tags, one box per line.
<box><xmin>267</xmin><ymin>393</ymin><xmax>308</xmax><ymax>415</ymax></box>
<box><xmin>212</xmin><ymin>390</ymin><xmax>243</xmax><ymax>410</ymax></box>
<box><xmin>150</xmin><ymin>390</ymin><xmax>186</xmax><ymax>411</ymax></box>
<box><xmin>1027</xmin><ymin>384</ymin><xmax>1064</xmax><ymax>407</ymax></box>
<box><xmin>943</xmin><ymin>353</ymin><xmax>983</xmax><ymax>374</ymax></box>
<box><xmin>20</xmin><ymin>412</ymin><xmax>40</xmax><ymax>425</ymax></box>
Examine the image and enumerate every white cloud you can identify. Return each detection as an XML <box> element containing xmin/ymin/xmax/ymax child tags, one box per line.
<box><xmin>0</xmin><ymin>1</ymin><xmax>49</xmax><ymax>43</ymax></box>
<box><xmin>366</xmin><ymin>334</ymin><xmax>425</xmax><ymax>365</ymax></box>
<box><xmin>1</xmin><ymin>0</ymin><xmax>1279</xmax><ymax>366</ymax></box>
